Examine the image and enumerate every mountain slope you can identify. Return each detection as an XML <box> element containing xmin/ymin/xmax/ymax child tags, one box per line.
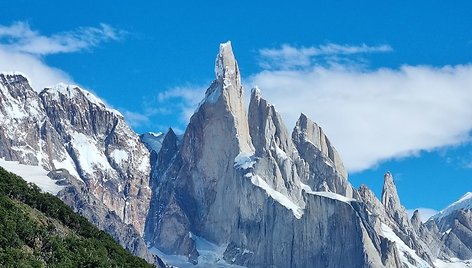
<box><xmin>0</xmin><ymin>74</ymin><xmax>154</xmax><ymax>263</ymax></box>
<box><xmin>1</xmin><ymin>42</ymin><xmax>471</xmax><ymax>268</ymax></box>
<box><xmin>427</xmin><ymin>192</ymin><xmax>472</xmax><ymax>264</ymax></box>
<box><xmin>0</xmin><ymin>166</ymin><xmax>159</xmax><ymax>267</ymax></box>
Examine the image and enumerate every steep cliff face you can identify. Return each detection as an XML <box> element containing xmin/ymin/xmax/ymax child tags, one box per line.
<box><xmin>145</xmin><ymin>42</ymin><xmax>406</xmax><ymax>267</ymax></box>
<box><xmin>39</xmin><ymin>84</ymin><xmax>151</xmax><ymax>235</ymax></box>
<box><xmin>0</xmin><ymin>74</ymin><xmax>71</xmax><ymax>171</ymax></box>
<box><xmin>3</xmin><ymin>43</ymin><xmax>471</xmax><ymax>268</ymax></box>
<box><xmin>292</xmin><ymin>113</ymin><xmax>353</xmax><ymax>198</ymax></box>
<box><xmin>0</xmin><ymin>74</ymin><xmax>153</xmax><ymax>262</ymax></box>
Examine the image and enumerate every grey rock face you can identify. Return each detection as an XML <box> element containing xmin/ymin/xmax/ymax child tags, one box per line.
<box><xmin>358</xmin><ymin>172</ymin><xmax>437</xmax><ymax>267</ymax></box>
<box><xmin>144</xmin><ymin>42</ymin><xmax>408</xmax><ymax>267</ymax></box>
<box><xmin>51</xmin><ymin>169</ymin><xmax>159</xmax><ymax>265</ymax></box>
<box><xmin>382</xmin><ymin>172</ymin><xmax>410</xmax><ymax>230</ymax></box>
<box><xmin>292</xmin><ymin>113</ymin><xmax>354</xmax><ymax>198</ymax></box>
<box><xmin>429</xmin><ymin>193</ymin><xmax>472</xmax><ymax>261</ymax></box>
<box><xmin>0</xmin><ymin>74</ymin><xmax>153</xmax><ymax>263</ymax></box>
<box><xmin>39</xmin><ymin>84</ymin><xmax>151</xmax><ymax>235</ymax></box>
<box><xmin>0</xmin><ymin>74</ymin><xmax>66</xmax><ymax>168</ymax></box>
<box><xmin>248</xmin><ymin>87</ymin><xmax>305</xmax><ymax>204</ymax></box>
<box><xmin>292</xmin><ymin>113</ymin><xmax>347</xmax><ymax>179</ymax></box>
<box><xmin>439</xmin><ymin>209</ymin><xmax>472</xmax><ymax>260</ymax></box>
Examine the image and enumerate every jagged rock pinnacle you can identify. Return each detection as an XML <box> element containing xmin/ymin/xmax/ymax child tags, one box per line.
<box><xmin>214</xmin><ymin>41</ymin><xmax>240</xmax><ymax>88</ymax></box>
<box><xmin>251</xmin><ymin>86</ymin><xmax>262</xmax><ymax>101</ymax></box>
<box><xmin>381</xmin><ymin>172</ymin><xmax>410</xmax><ymax>227</ymax></box>
<box><xmin>293</xmin><ymin>113</ymin><xmax>348</xmax><ymax>180</ymax></box>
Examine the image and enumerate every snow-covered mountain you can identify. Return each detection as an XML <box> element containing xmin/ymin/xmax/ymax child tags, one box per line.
<box><xmin>0</xmin><ymin>42</ymin><xmax>471</xmax><ymax>268</ymax></box>
<box><xmin>432</xmin><ymin>192</ymin><xmax>472</xmax><ymax>222</ymax></box>
<box><xmin>425</xmin><ymin>192</ymin><xmax>472</xmax><ymax>266</ymax></box>
<box><xmin>0</xmin><ymin>74</ymin><xmax>156</xmax><ymax>264</ymax></box>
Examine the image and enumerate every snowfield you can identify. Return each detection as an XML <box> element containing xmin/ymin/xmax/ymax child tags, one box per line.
<box><xmin>0</xmin><ymin>158</ymin><xmax>63</xmax><ymax>194</ymax></box>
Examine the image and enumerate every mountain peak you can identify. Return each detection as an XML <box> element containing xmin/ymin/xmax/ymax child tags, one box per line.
<box><xmin>251</xmin><ymin>86</ymin><xmax>262</xmax><ymax>101</ymax></box>
<box><xmin>215</xmin><ymin>41</ymin><xmax>240</xmax><ymax>86</ymax></box>
<box><xmin>0</xmin><ymin>73</ymin><xmax>29</xmax><ymax>85</ymax></box>
<box><xmin>293</xmin><ymin>113</ymin><xmax>348</xmax><ymax>180</ymax></box>
<box><xmin>381</xmin><ymin>171</ymin><xmax>399</xmax><ymax>207</ymax></box>
<box><xmin>41</xmin><ymin>83</ymin><xmax>122</xmax><ymax>116</ymax></box>
<box><xmin>431</xmin><ymin>191</ymin><xmax>472</xmax><ymax>221</ymax></box>
<box><xmin>381</xmin><ymin>171</ymin><xmax>411</xmax><ymax>227</ymax></box>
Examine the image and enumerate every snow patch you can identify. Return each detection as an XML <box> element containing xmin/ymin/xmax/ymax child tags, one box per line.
<box><xmin>434</xmin><ymin>258</ymin><xmax>472</xmax><ymax>268</ymax></box>
<box><xmin>0</xmin><ymin>158</ymin><xmax>63</xmax><ymax>195</ymax></box>
<box><xmin>381</xmin><ymin>223</ymin><xmax>431</xmax><ymax>268</ymax></box>
<box><xmin>300</xmin><ymin>183</ymin><xmax>355</xmax><ymax>203</ymax></box>
<box><xmin>250</xmin><ymin>174</ymin><xmax>303</xmax><ymax>219</ymax></box>
<box><xmin>70</xmin><ymin>132</ymin><xmax>112</xmax><ymax>175</ymax></box>
<box><xmin>137</xmin><ymin>159</ymin><xmax>150</xmax><ymax>173</ymax></box>
<box><xmin>235</xmin><ymin>152</ymin><xmax>304</xmax><ymax>218</ymax></box>
<box><xmin>44</xmin><ymin>83</ymin><xmax>122</xmax><ymax>116</ymax></box>
<box><xmin>234</xmin><ymin>152</ymin><xmax>256</xmax><ymax>170</ymax></box>
<box><xmin>52</xmin><ymin>158</ymin><xmax>83</xmax><ymax>183</ymax></box>
<box><xmin>432</xmin><ymin>192</ymin><xmax>472</xmax><ymax>221</ymax></box>
<box><xmin>110</xmin><ymin>149</ymin><xmax>129</xmax><ymax>165</ymax></box>
<box><xmin>273</xmin><ymin>144</ymin><xmax>288</xmax><ymax>160</ymax></box>
<box><xmin>0</xmin><ymin>83</ymin><xmax>28</xmax><ymax>119</ymax></box>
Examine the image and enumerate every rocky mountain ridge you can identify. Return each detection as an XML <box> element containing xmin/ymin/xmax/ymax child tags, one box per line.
<box><xmin>0</xmin><ymin>73</ymin><xmax>155</xmax><ymax>263</ymax></box>
<box><xmin>0</xmin><ymin>42</ymin><xmax>471</xmax><ymax>267</ymax></box>
<box><xmin>143</xmin><ymin>42</ymin><xmax>469</xmax><ymax>267</ymax></box>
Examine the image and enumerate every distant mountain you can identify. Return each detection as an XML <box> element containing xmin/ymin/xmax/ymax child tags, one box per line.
<box><xmin>0</xmin><ymin>73</ymin><xmax>155</xmax><ymax>264</ymax></box>
<box><xmin>0</xmin><ymin>166</ymin><xmax>161</xmax><ymax>267</ymax></box>
<box><xmin>426</xmin><ymin>192</ymin><xmax>472</xmax><ymax>265</ymax></box>
<box><xmin>0</xmin><ymin>42</ymin><xmax>471</xmax><ymax>267</ymax></box>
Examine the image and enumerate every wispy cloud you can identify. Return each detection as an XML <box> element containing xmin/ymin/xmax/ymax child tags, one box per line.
<box><xmin>259</xmin><ymin>43</ymin><xmax>392</xmax><ymax>69</ymax></box>
<box><xmin>0</xmin><ymin>21</ymin><xmax>124</xmax><ymax>91</ymax></box>
<box><xmin>121</xmin><ymin>85</ymin><xmax>206</xmax><ymax>131</ymax></box>
<box><xmin>157</xmin><ymin>85</ymin><xmax>205</xmax><ymax>123</ymax></box>
<box><xmin>0</xmin><ymin>48</ymin><xmax>73</xmax><ymax>90</ymax></box>
<box><xmin>0</xmin><ymin>21</ymin><xmax>125</xmax><ymax>55</ymax></box>
<box><xmin>122</xmin><ymin>110</ymin><xmax>151</xmax><ymax>128</ymax></box>
<box><xmin>132</xmin><ymin>43</ymin><xmax>472</xmax><ymax>173</ymax></box>
<box><xmin>251</xmin><ymin>61</ymin><xmax>472</xmax><ymax>172</ymax></box>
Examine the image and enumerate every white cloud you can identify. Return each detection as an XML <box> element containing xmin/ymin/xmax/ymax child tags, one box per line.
<box><xmin>0</xmin><ymin>21</ymin><xmax>123</xmax><ymax>91</ymax></box>
<box><xmin>259</xmin><ymin>43</ymin><xmax>392</xmax><ymax>69</ymax></box>
<box><xmin>122</xmin><ymin>110</ymin><xmax>151</xmax><ymax>128</ymax></box>
<box><xmin>119</xmin><ymin>85</ymin><xmax>206</xmax><ymax>131</ymax></box>
<box><xmin>0</xmin><ymin>48</ymin><xmax>72</xmax><ymax>90</ymax></box>
<box><xmin>0</xmin><ymin>21</ymin><xmax>124</xmax><ymax>55</ymax></box>
<box><xmin>406</xmin><ymin>208</ymin><xmax>439</xmax><ymax>222</ymax></box>
<box><xmin>157</xmin><ymin>85</ymin><xmax>206</xmax><ymax>123</ymax></box>
<box><xmin>250</xmin><ymin>63</ymin><xmax>472</xmax><ymax>172</ymax></box>
<box><xmin>133</xmin><ymin>44</ymin><xmax>472</xmax><ymax>173</ymax></box>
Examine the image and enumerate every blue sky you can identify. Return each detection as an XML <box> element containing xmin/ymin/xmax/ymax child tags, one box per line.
<box><xmin>1</xmin><ymin>0</ymin><xmax>472</xmax><ymax>218</ymax></box>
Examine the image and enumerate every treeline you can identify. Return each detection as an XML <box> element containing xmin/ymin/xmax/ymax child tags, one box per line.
<box><xmin>0</xmin><ymin>167</ymin><xmax>154</xmax><ymax>268</ymax></box>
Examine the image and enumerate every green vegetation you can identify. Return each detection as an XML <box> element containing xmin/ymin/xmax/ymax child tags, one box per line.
<box><xmin>0</xmin><ymin>167</ymin><xmax>154</xmax><ymax>268</ymax></box>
